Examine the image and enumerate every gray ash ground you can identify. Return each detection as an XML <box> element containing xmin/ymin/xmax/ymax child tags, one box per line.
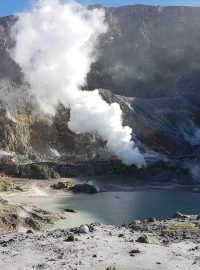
<box><xmin>0</xmin><ymin>214</ymin><xmax>200</xmax><ymax>270</ymax></box>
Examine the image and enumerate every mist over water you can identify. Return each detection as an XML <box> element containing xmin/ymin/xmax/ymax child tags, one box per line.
<box><xmin>10</xmin><ymin>0</ymin><xmax>145</xmax><ymax>167</ymax></box>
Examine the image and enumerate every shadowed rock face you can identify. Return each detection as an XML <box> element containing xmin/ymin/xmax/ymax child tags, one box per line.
<box><xmin>99</xmin><ymin>89</ymin><xmax>200</xmax><ymax>157</ymax></box>
<box><xmin>87</xmin><ymin>5</ymin><xmax>200</xmax><ymax>98</ymax></box>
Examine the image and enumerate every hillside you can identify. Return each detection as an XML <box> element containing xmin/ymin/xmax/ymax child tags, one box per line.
<box><xmin>0</xmin><ymin>5</ymin><xmax>199</xmax><ymax>168</ymax></box>
<box><xmin>88</xmin><ymin>5</ymin><xmax>200</xmax><ymax>98</ymax></box>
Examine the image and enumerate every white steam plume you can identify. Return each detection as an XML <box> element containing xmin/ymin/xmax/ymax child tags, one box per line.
<box><xmin>11</xmin><ymin>0</ymin><xmax>145</xmax><ymax>167</ymax></box>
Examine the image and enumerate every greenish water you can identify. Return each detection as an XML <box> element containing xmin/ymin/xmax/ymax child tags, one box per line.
<box><xmin>15</xmin><ymin>189</ymin><xmax>200</xmax><ymax>229</ymax></box>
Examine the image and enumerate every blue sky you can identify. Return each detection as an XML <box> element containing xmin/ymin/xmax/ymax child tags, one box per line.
<box><xmin>1</xmin><ymin>0</ymin><xmax>200</xmax><ymax>17</ymax></box>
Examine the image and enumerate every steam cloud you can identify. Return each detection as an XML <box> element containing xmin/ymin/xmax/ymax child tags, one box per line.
<box><xmin>11</xmin><ymin>0</ymin><xmax>145</xmax><ymax>167</ymax></box>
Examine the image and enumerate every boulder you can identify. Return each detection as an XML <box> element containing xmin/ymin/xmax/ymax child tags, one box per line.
<box><xmin>50</xmin><ymin>182</ymin><xmax>97</xmax><ymax>194</ymax></box>
<box><xmin>51</xmin><ymin>181</ymin><xmax>75</xmax><ymax>190</ymax></box>
<box><xmin>63</xmin><ymin>208</ymin><xmax>76</xmax><ymax>213</ymax></box>
<box><xmin>129</xmin><ymin>249</ymin><xmax>141</xmax><ymax>256</ymax></box>
<box><xmin>147</xmin><ymin>217</ymin><xmax>156</xmax><ymax>223</ymax></box>
<box><xmin>136</xmin><ymin>235</ymin><xmax>150</xmax><ymax>244</ymax></box>
<box><xmin>51</xmin><ymin>182</ymin><xmax>67</xmax><ymax>189</ymax></box>
<box><xmin>78</xmin><ymin>224</ymin><xmax>89</xmax><ymax>234</ymax></box>
<box><xmin>70</xmin><ymin>184</ymin><xmax>97</xmax><ymax>194</ymax></box>
<box><xmin>131</xmin><ymin>220</ymin><xmax>141</xmax><ymax>225</ymax></box>
<box><xmin>65</xmin><ymin>235</ymin><xmax>75</xmax><ymax>242</ymax></box>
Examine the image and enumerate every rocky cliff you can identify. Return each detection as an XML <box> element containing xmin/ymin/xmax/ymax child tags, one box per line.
<box><xmin>0</xmin><ymin>5</ymin><xmax>200</xmax><ymax>167</ymax></box>
<box><xmin>87</xmin><ymin>5</ymin><xmax>200</xmax><ymax>98</ymax></box>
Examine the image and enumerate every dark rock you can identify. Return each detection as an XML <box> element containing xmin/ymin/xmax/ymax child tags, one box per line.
<box><xmin>129</xmin><ymin>249</ymin><xmax>141</xmax><ymax>256</ymax></box>
<box><xmin>88</xmin><ymin>224</ymin><xmax>95</xmax><ymax>232</ymax></box>
<box><xmin>33</xmin><ymin>263</ymin><xmax>49</xmax><ymax>269</ymax></box>
<box><xmin>70</xmin><ymin>184</ymin><xmax>97</xmax><ymax>194</ymax></box>
<box><xmin>51</xmin><ymin>182</ymin><xmax>67</xmax><ymax>189</ymax></box>
<box><xmin>63</xmin><ymin>208</ymin><xmax>76</xmax><ymax>213</ymax></box>
<box><xmin>4</xmin><ymin>163</ymin><xmax>61</xmax><ymax>180</ymax></box>
<box><xmin>64</xmin><ymin>235</ymin><xmax>75</xmax><ymax>242</ymax></box>
<box><xmin>14</xmin><ymin>185</ymin><xmax>24</xmax><ymax>192</ymax></box>
<box><xmin>136</xmin><ymin>235</ymin><xmax>150</xmax><ymax>244</ymax></box>
<box><xmin>147</xmin><ymin>217</ymin><xmax>156</xmax><ymax>223</ymax></box>
<box><xmin>189</xmin><ymin>246</ymin><xmax>200</xmax><ymax>251</ymax></box>
<box><xmin>51</xmin><ymin>181</ymin><xmax>97</xmax><ymax>194</ymax></box>
<box><xmin>0</xmin><ymin>240</ymin><xmax>8</xmax><ymax>247</ymax></box>
<box><xmin>51</xmin><ymin>181</ymin><xmax>75</xmax><ymax>190</ymax></box>
<box><xmin>26</xmin><ymin>229</ymin><xmax>33</xmax><ymax>234</ymax></box>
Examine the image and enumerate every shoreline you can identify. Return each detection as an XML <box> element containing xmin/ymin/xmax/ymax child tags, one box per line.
<box><xmin>1</xmin><ymin>178</ymin><xmax>200</xmax><ymax>269</ymax></box>
<box><xmin>1</xmin><ymin>177</ymin><xmax>200</xmax><ymax>229</ymax></box>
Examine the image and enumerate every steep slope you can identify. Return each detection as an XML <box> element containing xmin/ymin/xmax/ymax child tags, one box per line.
<box><xmin>0</xmin><ymin>5</ymin><xmax>200</xmax><ymax>165</ymax></box>
<box><xmin>87</xmin><ymin>5</ymin><xmax>200</xmax><ymax>98</ymax></box>
<box><xmin>100</xmin><ymin>90</ymin><xmax>200</xmax><ymax>157</ymax></box>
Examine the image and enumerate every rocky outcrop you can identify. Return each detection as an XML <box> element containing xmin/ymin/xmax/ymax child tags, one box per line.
<box><xmin>70</xmin><ymin>184</ymin><xmax>97</xmax><ymax>194</ymax></box>
<box><xmin>50</xmin><ymin>181</ymin><xmax>75</xmax><ymax>190</ymax></box>
<box><xmin>51</xmin><ymin>181</ymin><xmax>97</xmax><ymax>193</ymax></box>
<box><xmin>0</xmin><ymin>198</ymin><xmax>60</xmax><ymax>233</ymax></box>
<box><xmin>0</xmin><ymin>159</ymin><xmax>191</xmax><ymax>184</ymax></box>
<box><xmin>0</xmin><ymin>163</ymin><xmax>60</xmax><ymax>180</ymax></box>
<box><xmin>0</xmin><ymin>176</ymin><xmax>23</xmax><ymax>191</ymax></box>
